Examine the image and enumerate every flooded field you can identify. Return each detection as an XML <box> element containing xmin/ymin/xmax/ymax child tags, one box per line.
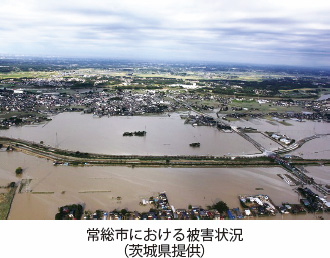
<box><xmin>231</xmin><ymin>118</ymin><xmax>330</xmax><ymax>158</ymax></box>
<box><xmin>230</xmin><ymin>118</ymin><xmax>329</xmax><ymax>140</ymax></box>
<box><xmin>304</xmin><ymin>166</ymin><xmax>330</xmax><ymax>185</ymax></box>
<box><xmin>246</xmin><ymin>133</ymin><xmax>282</xmax><ymax>151</ymax></box>
<box><xmin>0</xmin><ymin>112</ymin><xmax>260</xmax><ymax>156</ymax></box>
<box><xmin>291</xmin><ymin>135</ymin><xmax>330</xmax><ymax>159</ymax></box>
<box><xmin>1</xmin><ymin>151</ymin><xmax>329</xmax><ymax>220</ymax></box>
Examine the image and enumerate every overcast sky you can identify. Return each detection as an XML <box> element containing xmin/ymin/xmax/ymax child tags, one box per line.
<box><xmin>1</xmin><ymin>0</ymin><xmax>330</xmax><ymax>66</ymax></box>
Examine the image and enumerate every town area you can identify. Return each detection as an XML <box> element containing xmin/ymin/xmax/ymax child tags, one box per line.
<box><xmin>55</xmin><ymin>190</ymin><xmax>330</xmax><ymax>220</ymax></box>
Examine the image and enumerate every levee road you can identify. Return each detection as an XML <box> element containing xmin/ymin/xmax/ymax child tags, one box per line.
<box><xmin>1</xmin><ymin>137</ymin><xmax>329</xmax><ymax>168</ymax></box>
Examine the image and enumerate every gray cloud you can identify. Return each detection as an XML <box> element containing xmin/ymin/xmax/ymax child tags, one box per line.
<box><xmin>237</xmin><ymin>17</ymin><xmax>298</xmax><ymax>25</ymax></box>
<box><xmin>0</xmin><ymin>0</ymin><xmax>329</xmax><ymax>66</ymax></box>
<box><xmin>58</xmin><ymin>7</ymin><xmax>122</xmax><ymax>17</ymax></box>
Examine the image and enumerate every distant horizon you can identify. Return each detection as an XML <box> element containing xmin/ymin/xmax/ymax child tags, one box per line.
<box><xmin>1</xmin><ymin>54</ymin><xmax>330</xmax><ymax>70</ymax></box>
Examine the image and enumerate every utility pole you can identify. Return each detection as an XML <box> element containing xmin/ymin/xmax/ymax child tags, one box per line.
<box><xmin>55</xmin><ymin>132</ymin><xmax>59</xmax><ymax>148</ymax></box>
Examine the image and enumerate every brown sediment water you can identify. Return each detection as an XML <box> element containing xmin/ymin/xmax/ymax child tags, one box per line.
<box><xmin>0</xmin><ymin>112</ymin><xmax>259</xmax><ymax>156</ymax></box>
<box><xmin>231</xmin><ymin>118</ymin><xmax>330</xmax><ymax>158</ymax></box>
<box><xmin>231</xmin><ymin>118</ymin><xmax>329</xmax><ymax>141</ymax></box>
<box><xmin>1</xmin><ymin>151</ymin><xmax>329</xmax><ymax>220</ymax></box>
<box><xmin>246</xmin><ymin>132</ymin><xmax>282</xmax><ymax>151</ymax></box>
<box><xmin>303</xmin><ymin>166</ymin><xmax>330</xmax><ymax>185</ymax></box>
<box><xmin>291</xmin><ymin>136</ymin><xmax>330</xmax><ymax>159</ymax></box>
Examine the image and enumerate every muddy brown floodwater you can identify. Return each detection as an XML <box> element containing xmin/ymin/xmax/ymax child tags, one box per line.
<box><xmin>230</xmin><ymin>118</ymin><xmax>329</xmax><ymax>141</ymax></box>
<box><xmin>0</xmin><ymin>112</ymin><xmax>260</xmax><ymax>156</ymax></box>
<box><xmin>1</xmin><ymin>151</ymin><xmax>329</xmax><ymax>220</ymax></box>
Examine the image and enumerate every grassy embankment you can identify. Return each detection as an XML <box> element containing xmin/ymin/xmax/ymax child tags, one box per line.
<box><xmin>1</xmin><ymin>137</ymin><xmax>329</xmax><ymax>168</ymax></box>
<box><xmin>0</xmin><ymin>185</ymin><xmax>17</xmax><ymax>220</ymax></box>
<box><xmin>0</xmin><ymin>137</ymin><xmax>275</xmax><ymax>167</ymax></box>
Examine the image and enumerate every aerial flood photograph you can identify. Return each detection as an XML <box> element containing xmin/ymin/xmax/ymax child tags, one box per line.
<box><xmin>0</xmin><ymin>0</ymin><xmax>330</xmax><ymax>225</ymax></box>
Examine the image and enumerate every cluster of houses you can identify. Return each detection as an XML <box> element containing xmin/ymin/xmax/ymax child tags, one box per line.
<box><xmin>61</xmin><ymin>189</ymin><xmax>330</xmax><ymax>220</ymax></box>
<box><xmin>239</xmin><ymin>189</ymin><xmax>330</xmax><ymax>217</ymax></box>
<box><xmin>0</xmin><ymin>88</ymin><xmax>174</xmax><ymax>125</ymax></box>
<box><xmin>239</xmin><ymin>194</ymin><xmax>278</xmax><ymax>216</ymax></box>
<box><xmin>298</xmin><ymin>187</ymin><xmax>330</xmax><ymax>212</ymax></box>
<box><xmin>1</xmin><ymin>82</ymin><xmax>328</xmax><ymax>128</ymax></box>
<box><xmin>226</xmin><ymin>110</ymin><xmax>328</xmax><ymax>122</ymax></box>
<box><xmin>270</xmin><ymin>133</ymin><xmax>294</xmax><ymax>145</ymax></box>
<box><xmin>0</xmin><ymin>76</ymin><xmax>84</xmax><ymax>88</ymax></box>
<box><xmin>83</xmin><ymin>90</ymin><xmax>171</xmax><ymax>117</ymax></box>
<box><xmin>85</xmin><ymin>192</ymin><xmax>318</xmax><ymax>221</ymax></box>
<box><xmin>0</xmin><ymin>88</ymin><xmax>85</xmax><ymax>115</ymax></box>
<box><xmin>184</xmin><ymin>114</ymin><xmax>217</xmax><ymax>127</ymax></box>
<box><xmin>82</xmin><ymin>192</ymin><xmax>233</xmax><ymax>220</ymax></box>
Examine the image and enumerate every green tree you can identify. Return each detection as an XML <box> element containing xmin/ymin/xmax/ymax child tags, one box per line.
<box><xmin>212</xmin><ymin>201</ymin><xmax>229</xmax><ymax>214</ymax></box>
<box><xmin>121</xmin><ymin>209</ymin><xmax>128</xmax><ymax>216</ymax></box>
<box><xmin>7</xmin><ymin>182</ymin><xmax>16</xmax><ymax>188</ymax></box>
<box><xmin>96</xmin><ymin>210</ymin><xmax>103</xmax><ymax>219</ymax></box>
<box><xmin>15</xmin><ymin>167</ymin><xmax>23</xmax><ymax>175</ymax></box>
<box><xmin>149</xmin><ymin>208</ymin><xmax>157</xmax><ymax>213</ymax></box>
<box><xmin>55</xmin><ymin>213</ymin><xmax>62</xmax><ymax>220</ymax></box>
